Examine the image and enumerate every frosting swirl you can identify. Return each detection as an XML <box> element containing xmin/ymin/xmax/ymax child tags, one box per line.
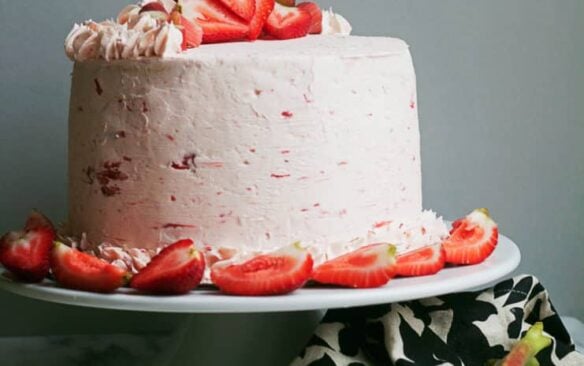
<box><xmin>65</xmin><ymin>12</ymin><xmax>183</xmax><ymax>61</ymax></box>
<box><xmin>321</xmin><ymin>8</ymin><xmax>352</xmax><ymax>36</ymax></box>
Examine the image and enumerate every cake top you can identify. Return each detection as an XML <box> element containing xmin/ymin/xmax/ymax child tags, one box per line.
<box><xmin>65</xmin><ymin>0</ymin><xmax>357</xmax><ymax>62</ymax></box>
<box><xmin>176</xmin><ymin>35</ymin><xmax>408</xmax><ymax>59</ymax></box>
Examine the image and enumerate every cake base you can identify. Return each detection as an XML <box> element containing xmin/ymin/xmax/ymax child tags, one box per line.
<box><xmin>59</xmin><ymin>210</ymin><xmax>449</xmax><ymax>280</ymax></box>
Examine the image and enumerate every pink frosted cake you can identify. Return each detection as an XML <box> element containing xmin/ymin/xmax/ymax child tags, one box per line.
<box><xmin>64</xmin><ymin>1</ymin><xmax>448</xmax><ymax>273</ymax></box>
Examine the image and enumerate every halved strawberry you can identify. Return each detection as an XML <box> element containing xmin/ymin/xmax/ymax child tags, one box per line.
<box><xmin>395</xmin><ymin>244</ymin><xmax>445</xmax><ymax>277</ymax></box>
<box><xmin>51</xmin><ymin>242</ymin><xmax>128</xmax><ymax>293</ymax></box>
<box><xmin>130</xmin><ymin>239</ymin><xmax>205</xmax><ymax>294</ymax></box>
<box><xmin>276</xmin><ymin>0</ymin><xmax>295</xmax><ymax>6</ymax></box>
<box><xmin>312</xmin><ymin>243</ymin><xmax>397</xmax><ymax>288</ymax></box>
<box><xmin>443</xmin><ymin>208</ymin><xmax>499</xmax><ymax>265</ymax></box>
<box><xmin>181</xmin><ymin>0</ymin><xmax>249</xmax><ymax>43</ymax></box>
<box><xmin>211</xmin><ymin>242</ymin><xmax>313</xmax><ymax>296</ymax></box>
<box><xmin>170</xmin><ymin>4</ymin><xmax>204</xmax><ymax>49</ymax></box>
<box><xmin>219</xmin><ymin>0</ymin><xmax>255</xmax><ymax>21</ymax></box>
<box><xmin>140</xmin><ymin>1</ymin><xmax>168</xmax><ymax>13</ymax></box>
<box><xmin>140</xmin><ymin>1</ymin><xmax>169</xmax><ymax>20</ymax></box>
<box><xmin>264</xmin><ymin>2</ymin><xmax>311</xmax><ymax>40</ymax></box>
<box><xmin>248</xmin><ymin>0</ymin><xmax>275</xmax><ymax>40</ymax></box>
<box><xmin>0</xmin><ymin>211</ymin><xmax>55</xmax><ymax>282</ymax></box>
<box><xmin>297</xmin><ymin>2</ymin><xmax>321</xmax><ymax>34</ymax></box>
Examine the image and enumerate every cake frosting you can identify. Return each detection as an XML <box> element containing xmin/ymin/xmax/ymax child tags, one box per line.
<box><xmin>321</xmin><ymin>8</ymin><xmax>352</xmax><ymax>36</ymax></box>
<box><xmin>67</xmin><ymin>34</ymin><xmax>448</xmax><ymax>269</ymax></box>
<box><xmin>65</xmin><ymin>11</ymin><xmax>184</xmax><ymax>61</ymax></box>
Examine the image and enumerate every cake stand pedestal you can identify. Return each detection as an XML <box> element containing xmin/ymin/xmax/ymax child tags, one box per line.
<box><xmin>0</xmin><ymin>235</ymin><xmax>520</xmax><ymax>365</ymax></box>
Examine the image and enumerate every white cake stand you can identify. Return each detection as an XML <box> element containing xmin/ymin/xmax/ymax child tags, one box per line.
<box><xmin>0</xmin><ymin>234</ymin><xmax>520</xmax><ymax>365</ymax></box>
<box><xmin>0</xmin><ymin>234</ymin><xmax>520</xmax><ymax>313</ymax></box>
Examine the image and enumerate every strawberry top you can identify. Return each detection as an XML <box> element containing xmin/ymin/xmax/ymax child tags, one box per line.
<box><xmin>66</xmin><ymin>0</ymin><xmax>352</xmax><ymax>61</ymax></box>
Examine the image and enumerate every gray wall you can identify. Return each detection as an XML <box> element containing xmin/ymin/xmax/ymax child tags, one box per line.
<box><xmin>0</xmin><ymin>0</ymin><xmax>582</xmax><ymax>339</ymax></box>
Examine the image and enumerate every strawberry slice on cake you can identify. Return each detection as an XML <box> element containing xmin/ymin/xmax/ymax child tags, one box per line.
<box><xmin>139</xmin><ymin>1</ymin><xmax>170</xmax><ymax>19</ymax></box>
<box><xmin>297</xmin><ymin>2</ymin><xmax>322</xmax><ymax>34</ymax></box>
<box><xmin>0</xmin><ymin>211</ymin><xmax>55</xmax><ymax>282</ymax></box>
<box><xmin>264</xmin><ymin>2</ymin><xmax>312</xmax><ymax>39</ymax></box>
<box><xmin>169</xmin><ymin>3</ymin><xmax>204</xmax><ymax>49</ymax></box>
<box><xmin>180</xmin><ymin>0</ymin><xmax>250</xmax><ymax>43</ymax></box>
<box><xmin>218</xmin><ymin>0</ymin><xmax>255</xmax><ymax>21</ymax></box>
<box><xmin>312</xmin><ymin>243</ymin><xmax>397</xmax><ymax>288</ymax></box>
<box><xmin>443</xmin><ymin>208</ymin><xmax>499</xmax><ymax>265</ymax></box>
<box><xmin>211</xmin><ymin>242</ymin><xmax>313</xmax><ymax>295</ymax></box>
<box><xmin>248</xmin><ymin>0</ymin><xmax>275</xmax><ymax>40</ymax></box>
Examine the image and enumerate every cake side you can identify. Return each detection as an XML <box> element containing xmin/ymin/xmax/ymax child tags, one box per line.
<box><xmin>67</xmin><ymin>36</ymin><xmax>443</xmax><ymax>267</ymax></box>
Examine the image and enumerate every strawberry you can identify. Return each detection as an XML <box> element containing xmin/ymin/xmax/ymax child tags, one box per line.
<box><xmin>395</xmin><ymin>244</ymin><xmax>445</xmax><ymax>277</ymax></box>
<box><xmin>139</xmin><ymin>1</ymin><xmax>170</xmax><ymax>20</ymax></box>
<box><xmin>0</xmin><ymin>211</ymin><xmax>55</xmax><ymax>282</ymax></box>
<box><xmin>248</xmin><ymin>0</ymin><xmax>275</xmax><ymax>40</ymax></box>
<box><xmin>498</xmin><ymin>322</ymin><xmax>552</xmax><ymax>366</ymax></box>
<box><xmin>170</xmin><ymin>3</ymin><xmax>204</xmax><ymax>49</ymax></box>
<box><xmin>219</xmin><ymin>0</ymin><xmax>255</xmax><ymax>21</ymax></box>
<box><xmin>264</xmin><ymin>2</ymin><xmax>311</xmax><ymax>40</ymax></box>
<box><xmin>51</xmin><ymin>242</ymin><xmax>128</xmax><ymax>293</ymax></box>
<box><xmin>442</xmin><ymin>208</ymin><xmax>499</xmax><ymax>265</ymax></box>
<box><xmin>276</xmin><ymin>0</ymin><xmax>295</xmax><ymax>6</ymax></box>
<box><xmin>140</xmin><ymin>1</ymin><xmax>168</xmax><ymax>13</ymax></box>
<box><xmin>181</xmin><ymin>0</ymin><xmax>249</xmax><ymax>43</ymax></box>
<box><xmin>297</xmin><ymin>2</ymin><xmax>322</xmax><ymax>34</ymax></box>
<box><xmin>130</xmin><ymin>239</ymin><xmax>205</xmax><ymax>295</ymax></box>
<box><xmin>312</xmin><ymin>243</ymin><xmax>397</xmax><ymax>288</ymax></box>
<box><xmin>211</xmin><ymin>242</ymin><xmax>313</xmax><ymax>296</ymax></box>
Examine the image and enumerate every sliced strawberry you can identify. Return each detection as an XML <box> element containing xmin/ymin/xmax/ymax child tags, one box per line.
<box><xmin>140</xmin><ymin>1</ymin><xmax>168</xmax><ymax>13</ymax></box>
<box><xmin>312</xmin><ymin>243</ymin><xmax>397</xmax><ymax>288</ymax></box>
<box><xmin>51</xmin><ymin>242</ymin><xmax>128</xmax><ymax>293</ymax></box>
<box><xmin>180</xmin><ymin>16</ymin><xmax>204</xmax><ymax>48</ymax></box>
<box><xmin>0</xmin><ymin>211</ymin><xmax>55</xmax><ymax>282</ymax></box>
<box><xmin>211</xmin><ymin>242</ymin><xmax>313</xmax><ymax>296</ymax></box>
<box><xmin>297</xmin><ymin>2</ymin><xmax>321</xmax><ymax>34</ymax></box>
<box><xmin>219</xmin><ymin>0</ymin><xmax>255</xmax><ymax>21</ymax></box>
<box><xmin>181</xmin><ymin>0</ymin><xmax>249</xmax><ymax>43</ymax></box>
<box><xmin>24</xmin><ymin>210</ymin><xmax>55</xmax><ymax>232</ymax></box>
<box><xmin>248</xmin><ymin>0</ymin><xmax>275</xmax><ymax>40</ymax></box>
<box><xmin>130</xmin><ymin>239</ymin><xmax>205</xmax><ymax>294</ymax></box>
<box><xmin>264</xmin><ymin>2</ymin><xmax>311</xmax><ymax>40</ymax></box>
<box><xmin>139</xmin><ymin>1</ymin><xmax>169</xmax><ymax>20</ymax></box>
<box><xmin>276</xmin><ymin>0</ymin><xmax>295</xmax><ymax>6</ymax></box>
<box><xmin>395</xmin><ymin>244</ymin><xmax>445</xmax><ymax>277</ymax></box>
<box><xmin>443</xmin><ymin>208</ymin><xmax>499</xmax><ymax>265</ymax></box>
<box><xmin>170</xmin><ymin>4</ymin><xmax>204</xmax><ymax>49</ymax></box>
<box><xmin>184</xmin><ymin>17</ymin><xmax>204</xmax><ymax>47</ymax></box>
<box><xmin>499</xmin><ymin>322</ymin><xmax>551</xmax><ymax>366</ymax></box>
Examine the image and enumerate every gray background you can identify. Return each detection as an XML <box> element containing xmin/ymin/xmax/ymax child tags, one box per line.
<box><xmin>0</xmin><ymin>0</ymin><xmax>582</xmax><ymax>359</ymax></box>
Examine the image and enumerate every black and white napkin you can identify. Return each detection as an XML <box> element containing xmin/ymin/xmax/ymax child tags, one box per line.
<box><xmin>291</xmin><ymin>275</ymin><xmax>584</xmax><ymax>366</ymax></box>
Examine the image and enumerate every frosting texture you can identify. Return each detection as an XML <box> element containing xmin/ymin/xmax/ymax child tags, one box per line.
<box><xmin>68</xmin><ymin>36</ymin><xmax>436</xmax><ymax>261</ymax></box>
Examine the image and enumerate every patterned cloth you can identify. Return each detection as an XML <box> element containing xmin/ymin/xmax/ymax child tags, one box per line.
<box><xmin>292</xmin><ymin>275</ymin><xmax>584</xmax><ymax>366</ymax></box>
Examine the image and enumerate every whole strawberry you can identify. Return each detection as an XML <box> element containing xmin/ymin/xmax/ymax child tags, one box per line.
<box><xmin>0</xmin><ymin>211</ymin><xmax>56</xmax><ymax>282</ymax></box>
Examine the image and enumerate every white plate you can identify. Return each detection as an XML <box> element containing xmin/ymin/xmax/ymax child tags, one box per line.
<box><xmin>0</xmin><ymin>234</ymin><xmax>520</xmax><ymax>313</ymax></box>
